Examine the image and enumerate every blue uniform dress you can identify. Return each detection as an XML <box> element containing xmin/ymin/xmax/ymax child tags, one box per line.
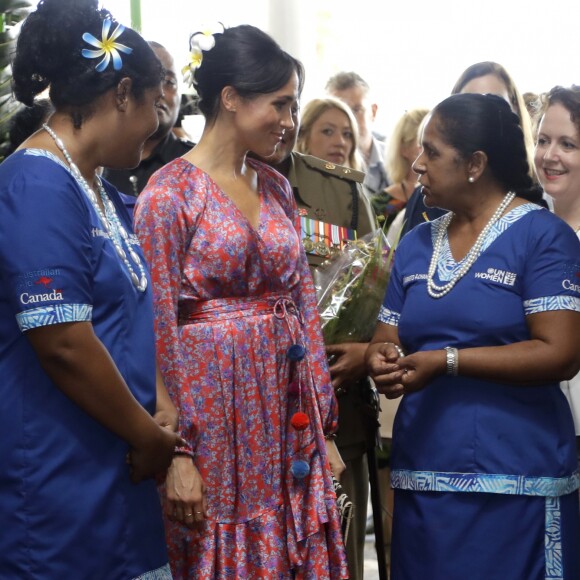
<box><xmin>379</xmin><ymin>203</ymin><xmax>580</xmax><ymax>580</ymax></box>
<box><xmin>0</xmin><ymin>150</ymin><xmax>171</xmax><ymax>580</ymax></box>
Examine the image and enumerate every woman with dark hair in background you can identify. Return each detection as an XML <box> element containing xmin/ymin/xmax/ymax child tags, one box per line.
<box><xmin>366</xmin><ymin>93</ymin><xmax>580</xmax><ymax>579</ymax></box>
<box><xmin>0</xmin><ymin>0</ymin><xmax>184</xmax><ymax>578</ymax></box>
<box><xmin>134</xmin><ymin>24</ymin><xmax>348</xmax><ymax>579</ymax></box>
<box><xmin>451</xmin><ymin>61</ymin><xmax>537</xmax><ymax>175</ymax></box>
<box><xmin>402</xmin><ymin>61</ymin><xmax>541</xmax><ymax>237</ymax></box>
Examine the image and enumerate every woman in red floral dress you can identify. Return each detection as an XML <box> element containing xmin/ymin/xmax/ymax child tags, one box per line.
<box><xmin>134</xmin><ymin>24</ymin><xmax>348</xmax><ymax>579</ymax></box>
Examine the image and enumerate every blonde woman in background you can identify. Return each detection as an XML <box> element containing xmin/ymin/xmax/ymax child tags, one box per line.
<box><xmin>296</xmin><ymin>97</ymin><xmax>365</xmax><ymax>171</ymax></box>
<box><xmin>372</xmin><ymin>108</ymin><xmax>430</xmax><ymax>227</ymax></box>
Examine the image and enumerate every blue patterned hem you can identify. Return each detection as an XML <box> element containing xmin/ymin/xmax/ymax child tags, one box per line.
<box><xmin>378</xmin><ymin>305</ymin><xmax>400</xmax><ymax>326</ymax></box>
<box><xmin>545</xmin><ymin>496</ymin><xmax>563</xmax><ymax>580</ymax></box>
<box><xmin>391</xmin><ymin>469</ymin><xmax>580</xmax><ymax>497</ymax></box>
<box><xmin>16</xmin><ymin>304</ymin><xmax>93</xmax><ymax>331</ymax></box>
<box><xmin>133</xmin><ymin>563</ymin><xmax>172</xmax><ymax>580</ymax></box>
<box><xmin>524</xmin><ymin>296</ymin><xmax>580</xmax><ymax>315</ymax></box>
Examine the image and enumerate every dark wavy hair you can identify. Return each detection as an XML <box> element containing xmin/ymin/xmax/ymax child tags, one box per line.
<box><xmin>432</xmin><ymin>93</ymin><xmax>534</xmax><ymax>199</ymax></box>
<box><xmin>538</xmin><ymin>86</ymin><xmax>580</xmax><ymax>137</ymax></box>
<box><xmin>12</xmin><ymin>0</ymin><xmax>163</xmax><ymax>128</ymax></box>
<box><xmin>192</xmin><ymin>25</ymin><xmax>304</xmax><ymax>123</ymax></box>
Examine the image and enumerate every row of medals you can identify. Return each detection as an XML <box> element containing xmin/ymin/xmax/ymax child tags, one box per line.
<box><xmin>302</xmin><ymin>236</ymin><xmax>335</xmax><ymax>257</ymax></box>
<box><xmin>299</xmin><ymin>207</ymin><xmax>340</xmax><ymax>258</ymax></box>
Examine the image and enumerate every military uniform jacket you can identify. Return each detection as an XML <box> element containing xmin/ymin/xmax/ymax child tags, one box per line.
<box><xmin>287</xmin><ymin>153</ymin><xmax>376</xmax><ymax>269</ymax></box>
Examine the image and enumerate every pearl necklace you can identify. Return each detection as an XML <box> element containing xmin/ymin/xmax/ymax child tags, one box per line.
<box><xmin>427</xmin><ymin>191</ymin><xmax>516</xmax><ymax>299</ymax></box>
<box><xmin>43</xmin><ymin>124</ymin><xmax>148</xmax><ymax>292</ymax></box>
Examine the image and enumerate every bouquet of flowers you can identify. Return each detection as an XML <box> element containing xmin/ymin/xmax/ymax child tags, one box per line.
<box><xmin>314</xmin><ymin>226</ymin><xmax>395</xmax><ymax>345</ymax></box>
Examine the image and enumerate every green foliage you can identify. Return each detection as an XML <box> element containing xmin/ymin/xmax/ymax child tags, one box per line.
<box><xmin>0</xmin><ymin>0</ymin><xmax>32</xmax><ymax>161</ymax></box>
<box><xmin>316</xmin><ymin>225</ymin><xmax>396</xmax><ymax>345</ymax></box>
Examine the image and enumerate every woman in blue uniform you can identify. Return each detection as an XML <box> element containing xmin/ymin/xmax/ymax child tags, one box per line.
<box><xmin>0</xmin><ymin>1</ymin><xmax>187</xmax><ymax>578</ymax></box>
<box><xmin>366</xmin><ymin>93</ymin><xmax>580</xmax><ymax>580</ymax></box>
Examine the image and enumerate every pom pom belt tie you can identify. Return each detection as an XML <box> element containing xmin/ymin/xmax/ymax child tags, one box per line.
<box><xmin>178</xmin><ymin>293</ymin><xmax>321</xmax><ymax>480</ymax></box>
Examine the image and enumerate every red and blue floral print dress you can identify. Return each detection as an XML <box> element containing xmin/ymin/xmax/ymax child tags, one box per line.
<box><xmin>135</xmin><ymin>158</ymin><xmax>348</xmax><ymax>579</ymax></box>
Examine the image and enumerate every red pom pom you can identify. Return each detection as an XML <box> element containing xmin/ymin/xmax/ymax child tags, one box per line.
<box><xmin>291</xmin><ymin>411</ymin><xmax>310</xmax><ymax>431</ymax></box>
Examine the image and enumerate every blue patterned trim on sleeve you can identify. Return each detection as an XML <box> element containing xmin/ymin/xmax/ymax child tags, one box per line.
<box><xmin>391</xmin><ymin>469</ymin><xmax>580</xmax><ymax>497</ymax></box>
<box><xmin>378</xmin><ymin>305</ymin><xmax>400</xmax><ymax>326</ymax></box>
<box><xmin>133</xmin><ymin>563</ymin><xmax>172</xmax><ymax>580</ymax></box>
<box><xmin>524</xmin><ymin>296</ymin><xmax>580</xmax><ymax>315</ymax></box>
<box><xmin>16</xmin><ymin>304</ymin><xmax>93</xmax><ymax>331</ymax></box>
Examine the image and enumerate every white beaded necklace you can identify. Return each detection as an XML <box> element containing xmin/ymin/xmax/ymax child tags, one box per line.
<box><xmin>43</xmin><ymin>124</ymin><xmax>148</xmax><ymax>292</ymax></box>
<box><xmin>427</xmin><ymin>191</ymin><xmax>516</xmax><ymax>299</ymax></box>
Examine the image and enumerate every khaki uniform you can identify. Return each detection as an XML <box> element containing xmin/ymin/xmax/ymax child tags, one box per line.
<box><xmin>287</xmin><ymin>152</ymin><xmax>376</xmax><ymax>580</ymax></box>
<box><xmin>287</xmin><ymin>153</ymin><xmax>375</xmax><ymax>269</ymax></box>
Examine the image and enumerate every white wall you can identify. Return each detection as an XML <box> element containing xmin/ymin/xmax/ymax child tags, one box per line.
<box><xmin>78</xmin><ymin>0</ymin><xmax>580</xmax><ymax>141</ymax></box>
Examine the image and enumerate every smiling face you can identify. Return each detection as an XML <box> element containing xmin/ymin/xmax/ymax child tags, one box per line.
<box><xmin>534</xmin><ymin>102</ymin><xmax>580</xmax><ymax>204</ymax></box>
<box><xmin>412</xmin><ymin>113</ymin><xmax>469</xmax><ymax>210</ymax></box>
<box><xmin>265</xmin><ymin>103</ymin><xmax>299</xmax><ymax>165</ymax></box>
<box><xmin>304</xmin><ymin>107</ymin><xmax>354</xmax><ymax>166</ymax></box>
<box><xmin>110</xmin><ymin>82</ymin><xmax>162</xmax><ymax>169</ymax></box>
<box><xmin>231</xmin><ymin>71</ymin><xmax>299</xmax><ymax>159</ymax></box>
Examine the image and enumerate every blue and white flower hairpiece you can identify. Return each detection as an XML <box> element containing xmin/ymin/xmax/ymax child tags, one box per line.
<box><xmin>182</xmin><ymin>23</ymin><xmax>224</xmax><ymax>87</ymax></box>
<box><xmin>82</xmin><ymin>19</ymin><xmax>133</xmax><ymax>72</ymax></box>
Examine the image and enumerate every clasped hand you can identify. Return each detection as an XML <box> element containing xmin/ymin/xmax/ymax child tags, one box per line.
<box><xmin>127</xmin><ymin>426</ymin><xmax>186</xmax><ymax>484</ymax></box>
<box><xmin>365</xmin><ymin>343</ymin><xmax>445</xmax><ymax>398</ymax></box>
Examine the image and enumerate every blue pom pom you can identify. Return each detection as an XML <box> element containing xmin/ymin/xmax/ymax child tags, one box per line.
<box><xmin>291</xmin><ymin>460</ymin><xmax>310</xmax><ymax>479</ymax></box>
<box><xmin>287</xmin><ymin>344</ymin><xmax>306</xmax><ymax>361</ymax></box>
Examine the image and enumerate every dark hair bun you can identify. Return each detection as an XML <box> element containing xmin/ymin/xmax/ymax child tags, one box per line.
<box><xmin>433</xmin><ymin>93</ymin><xmax>533</xmax><ymax>197</ymax></box>
<box><xmin>192</xmin><ymin>24</ymin><xmax>303</xmax><ymax>121</ymax></box>
<box><xmin>12</xmin><ymin>0</ymin><xmax>110</xmax><ymax>105</ymax></box>
<box><xmin>12</xmin><ymin>0</ymin><xmax>162</xmax><ymax>125</ymax></box>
